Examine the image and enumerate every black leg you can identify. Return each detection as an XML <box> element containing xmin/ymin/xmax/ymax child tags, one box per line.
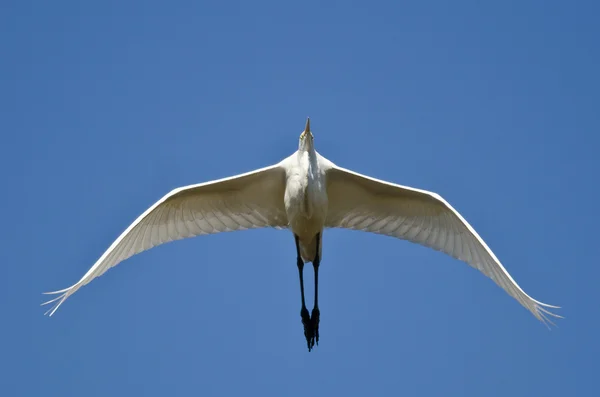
<box><xmin>295</xmin><ymin>235</ymin><xmax>313</xmax><ymax>351</ymax></box>
<box><xmin>311</xmin><ymin>233</ymin><xmax>321</xmax><ymax>347</ymax></box>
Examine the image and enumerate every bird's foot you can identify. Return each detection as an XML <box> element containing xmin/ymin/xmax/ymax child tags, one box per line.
<box><xmin>301</xmin><ymin>306</ymin><xmax>315</xmax><ymax>351</ymax></box>
<box><xmin>311</xmin><ymin>307</ymin><xmax>320</xmax><ymax>347</ymax></box>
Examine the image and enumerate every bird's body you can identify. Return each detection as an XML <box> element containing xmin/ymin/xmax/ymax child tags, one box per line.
<box><xmin>284</xmin><ymin>148</ymin><xmax>329</xmax><ymax>262</ymax></box>
<box><xmin>44</xmin><ymin>118</ymin><xmax>560</xmax><ymax>351</ymax></box>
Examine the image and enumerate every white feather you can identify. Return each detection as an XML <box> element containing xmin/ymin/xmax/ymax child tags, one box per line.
<box><xmin>44</xmin><ymin>119</ymin><xmax>559</xmax><ymax>325</ymax></box>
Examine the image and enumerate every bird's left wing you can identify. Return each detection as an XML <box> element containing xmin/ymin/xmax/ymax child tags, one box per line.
<box><xmin>43</xmin><ymin>163</ymin><xmax>288</xmax><ymax>316</ymax></box>
<box><xmin>325</xmin><ymin>165</ymin><xmax>560</xmax><ymax>324</ymax></box>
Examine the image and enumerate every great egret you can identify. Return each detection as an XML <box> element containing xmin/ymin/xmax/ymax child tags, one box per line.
<box><xmin>43</xmin><ymin>118</ymin><xmax>560</xmax><ymax>351</ymax></box>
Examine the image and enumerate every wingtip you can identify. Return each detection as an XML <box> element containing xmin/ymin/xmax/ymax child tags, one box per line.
<box><xmin>42</xmin><ymin>293</ymin><xmax>69</xmax><ymax>316</ymax></box>
<box><xmin>533</xmin><ymin>299</ymin><xmax>561</xmax><ymax>309</ymax></box>
<box><xmin>42</xmin><ymin>286</ymin><xmax>74</xmax><ymax>295</ymax></box>
<box><xmin>41</xmin><ymin>283</ymin><xmax>79</xmax><ymax>316</ymax></box>
<box><xmin>40</xmin><ymin>293</ymin><xmax>66</xmax><ymax>306</ymax></box>
<box><xmin>535</xmin><ymin>303</ymin><xmax>563</xmax><ymax>329</ymax></box>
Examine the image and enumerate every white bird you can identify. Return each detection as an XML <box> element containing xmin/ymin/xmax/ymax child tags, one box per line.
<box><xmin>44</xmin><ymin>118</ymin><xmax>560</xmax><ymax>351</ymax></box>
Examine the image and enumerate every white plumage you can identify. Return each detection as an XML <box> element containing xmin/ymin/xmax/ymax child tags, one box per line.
<box><xmin>43</xmin><ymin>118</ymin><xmax>560</xmax><ymax>327</ymax></box>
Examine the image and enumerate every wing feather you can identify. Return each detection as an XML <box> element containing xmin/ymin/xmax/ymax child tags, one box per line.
<box><xmin>43</xmin><ymin>163</ymin><xmax>288</xmax><ymax>315</ymax></box>
<box><xmin>325</xmin><ymin>165</ymin><xmax>560</xmax><ymax>325</ymax></box>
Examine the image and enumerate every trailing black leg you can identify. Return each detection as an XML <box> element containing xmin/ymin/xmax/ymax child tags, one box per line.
<box><xmin>295</xmin><ymin>235</ymin><xmax>313</xmax><ymax>351</ymax></box>
<box><xmin>311</xmin><ymin>233</ymin><xmax>321</xmax><ymax>347</ymax></box>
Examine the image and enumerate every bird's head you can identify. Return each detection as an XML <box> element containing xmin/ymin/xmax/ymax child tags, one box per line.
<box><xmin>298</xmin><ymin>117</ymin><xmax>314</xmax><ymax>152</ymax></box>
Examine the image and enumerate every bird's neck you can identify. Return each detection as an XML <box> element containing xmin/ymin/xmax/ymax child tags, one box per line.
<box><xmin>298</xmin><ymin>147</ymin><xmax>318</xmax><ymax>171</ymax></box>
<box><xmin>299</xmin><ymin>143</ymin><xmax>316</xmax><ymax>159</ymax></box>
<box><xmin>298</xmin><ymin>138</ymin><xmax>316</xmax><ymax>154</ymax></box>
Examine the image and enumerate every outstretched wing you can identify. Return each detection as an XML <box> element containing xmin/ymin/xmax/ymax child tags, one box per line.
<box><xmin>325</xmin><ymin>165</ymin><xmax>560</xmax><ymax>325</ymax></box>
<box><xmin>43</xmin><ymin>163</ymin><xmax>288</xmax><ymax>315</ymax></box>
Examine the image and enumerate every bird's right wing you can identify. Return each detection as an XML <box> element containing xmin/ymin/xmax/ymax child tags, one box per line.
<box><xmin>325</xmin><ymin>165</ymin><xmax>560</xmax><ymax>325</ymax></box>
<box><xmin>43</xmin><ymin>163</ymin><xmax>288</xmax><ymax>316</ymax></box>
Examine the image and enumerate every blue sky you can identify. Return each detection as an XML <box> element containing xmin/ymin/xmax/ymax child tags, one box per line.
<box><xmin>1</xmin><ymin>1</ymin><xmax>598</xmax><ymax>395</ymax></box>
